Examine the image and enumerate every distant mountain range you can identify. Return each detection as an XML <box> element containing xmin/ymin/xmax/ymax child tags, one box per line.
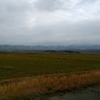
<box><xmin>0</xmin><ymin>45</ymin><xmax>100</xmax><ymax>53</ymax></box>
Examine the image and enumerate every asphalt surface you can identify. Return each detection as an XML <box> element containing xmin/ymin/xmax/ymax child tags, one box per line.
<box><xmin>48</xmin><ymin>86</ymin><xmax>100</xmax><ymax>100</ymax></box>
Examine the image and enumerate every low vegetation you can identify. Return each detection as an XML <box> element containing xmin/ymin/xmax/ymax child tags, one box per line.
<box><xmin>0</xmin><ymin>52</ymin><xmax>100</xmax><ymax>99</ymax></box>
<box><xmin>0</xmin><ymin>70</ymin><xmax>100</xmax><ymax>100</ymax></box>
<box><xmin>0</xmin><ymin>52</ymin><xmax>100</xmax><ymax>80</ymax></box>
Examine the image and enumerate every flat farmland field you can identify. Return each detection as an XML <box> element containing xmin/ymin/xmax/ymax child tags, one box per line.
<box><xmin>0</xmin><ymin>52</ymin><xmax>100</xmax><ymax>80</ymax></box>
<box><xmin>0</xmin><ymin>52</ymin><xmax>100</xmax><ymax>100</ymax></box>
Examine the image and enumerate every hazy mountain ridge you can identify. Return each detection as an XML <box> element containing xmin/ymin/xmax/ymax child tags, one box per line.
<box><xmin>0</xmin><ymin>45</ymin><xmax>100</xmax><ymax>53</ymax></box>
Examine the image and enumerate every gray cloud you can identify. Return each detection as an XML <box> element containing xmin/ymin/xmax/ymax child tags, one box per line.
<box><xmin>2</xmin><ymin>18</ymin><xmax>99</xmax><ymax>45</ymax></box>
<box><xmin>34</xmin><ymin>0</ymin><xmax>100</xmax><ymax>12</ymax></box>
<box><xmin>34</xmin><ymin>0</ymin><xmax>64</xmax><ymax>11</ymax></box>
<box><xmin>0</xmin><ymin>0</ymin><xmax>100</xmax><ymax>45</ymax></box>
<box><xmin>0</xmin><ymin>0</ymin><xmax>31</xmax><ymax>30</ymax></box>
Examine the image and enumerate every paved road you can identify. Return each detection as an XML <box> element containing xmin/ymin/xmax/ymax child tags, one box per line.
<box><xmin>48</xmin><ymin>86</ymin><xmax>100</xmax><ymax>100</ymax></box>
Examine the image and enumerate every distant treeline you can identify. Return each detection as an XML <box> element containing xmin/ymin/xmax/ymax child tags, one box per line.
<box><xmin>45</xmin><ymin>50</ymin><xmax>80</xmax><ymax>53</ymax></box>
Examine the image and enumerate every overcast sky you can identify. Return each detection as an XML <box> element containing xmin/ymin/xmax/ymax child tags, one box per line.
<box><xmin>0</xmin><ymin>0</ymin><xmax>100</xmax><ymax>45</ymax></box>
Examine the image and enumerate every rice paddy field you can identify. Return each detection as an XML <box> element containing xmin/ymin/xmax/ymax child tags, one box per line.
<box><xmin>0</xmin><ymin>52</ymin><xmax>100</xmax><ymax>100</ymax></box>
<box><xmin>0</xmin><ymin>52</ymin><xmax>100</xmax><ymax>80</ymax></box>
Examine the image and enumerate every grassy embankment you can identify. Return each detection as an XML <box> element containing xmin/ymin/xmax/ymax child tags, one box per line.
<box><xmin>0</xmin><ymin>52</ymin><xmax>100</xmax><ymax>99</ymax></box>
